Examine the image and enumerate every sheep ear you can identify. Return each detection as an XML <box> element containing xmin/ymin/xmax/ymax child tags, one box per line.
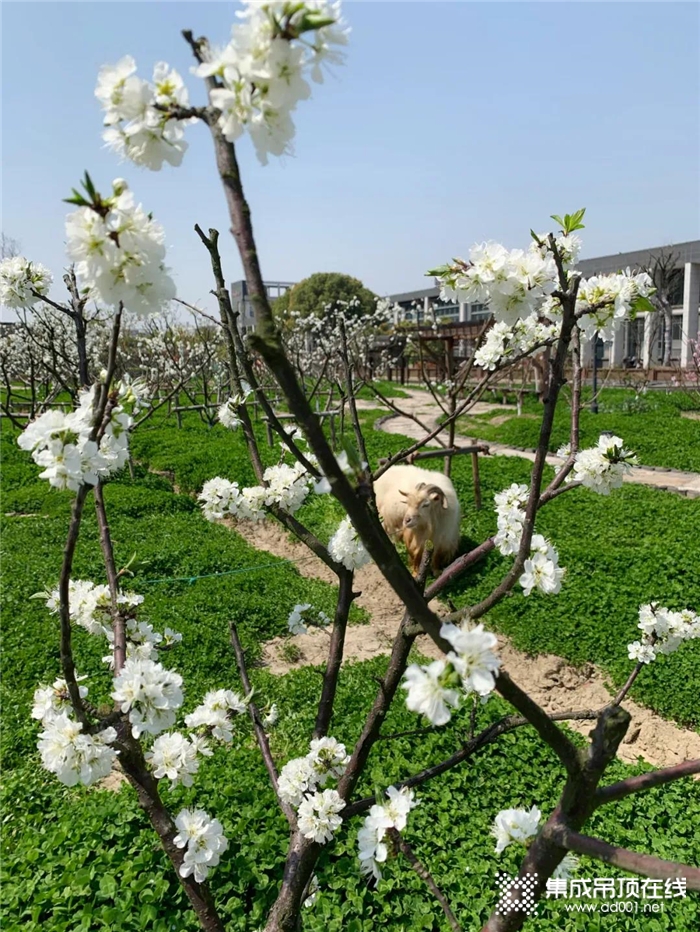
<box><xmin>416</xmin><ymin>482</ymin><xmax>427</xmax><ymax>491</ymax></box>
<box><xmin>428</xmin><ymin>486</ymin><xmax>448</xmax><ymax>508</ymax></box>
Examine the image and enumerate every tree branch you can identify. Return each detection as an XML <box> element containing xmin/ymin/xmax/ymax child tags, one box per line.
<box><xmin>388</xmin><ymin>828</ymin><xmax>461</xmax><ymax>931</ymax></box>
<box><xmin>229</xmin><ymin>621</ymin><xmax>297</xmax><ymax>827</ymax></box>
<box><xmin>547</xmin><ymin>825</ymin><xmax>700</xmax><ymax>888</ymax></box>
<box><xmin>595</xmin><ymin>758</ymin><xmax>700</xmax><ymax>807</ymax></box>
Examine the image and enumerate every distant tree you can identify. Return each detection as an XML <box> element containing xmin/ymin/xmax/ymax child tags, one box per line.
<box><xmin>273</xmin><ymin>271</ymin><xmax>377</xmax><ymax>326</ymax></box>
<box><xmin>645</xmin><ymin>248</ymin><xmax>682</xmax><ymax>366</ymax></box>
<box><xmin>1</xmin><ymin>233</ymin><xmax>21</xmax><ymax>260</ymax></box>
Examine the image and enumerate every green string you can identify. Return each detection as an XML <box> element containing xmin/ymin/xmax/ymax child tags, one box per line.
<box><xmin>139</xmin><ymin>555</ymin><xmax>315</xmax><ymax>587</ymax></box>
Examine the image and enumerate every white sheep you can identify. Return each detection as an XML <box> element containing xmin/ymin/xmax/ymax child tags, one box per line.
<box><xmin>373</xmin><ymin>464</ymin><xmax>461</xmax><ymax>575</ymax></box>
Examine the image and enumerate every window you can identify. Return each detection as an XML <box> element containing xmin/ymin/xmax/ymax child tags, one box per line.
<box><xmin>671</xmin><ymin>316</ymin><xmax>683</xmax><ymax>342</ymax></box>
<box><xmin>668</xmin><ymin>269</ymin><xmax>684</xmax><ymax>306</ymax></box>
<box><xmin>470</xmin><ymin>303</ymin><xmax>489</xmax><ymax>320</ymax></box>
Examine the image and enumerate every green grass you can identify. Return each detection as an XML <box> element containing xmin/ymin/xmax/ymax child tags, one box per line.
<box><xmin>2</xmin><ymin>409</ymin><xmax>699</xmax><ymax>931</ymax></box>
<box><xmin>455</xmin><ymin>388</ymin><xmax>700</xmax><ymax>473</ymax></box>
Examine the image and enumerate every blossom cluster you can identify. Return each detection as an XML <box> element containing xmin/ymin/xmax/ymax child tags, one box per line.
<box><xmin>173</xmin><ymin>808</ymin><xmax>229</xmax><ymax>884</ymax></box>
<box><xmin>65</xmin><ymin>179</ymin><xmax>176</xmax><ymax>315</ymax></box>
<box><xmin>199</xmin><ymin>460</ymin><xmax>311</xmax><ymax>523</ymax></box>
<box><xmin>576</xmin><ymin>270</ymin><xmax>654</xmax><ymax>342</ymax></box>
<box><xmin>0</xmin><ymin>256</ymin><xmax>53</xmax><ymax>309</ymax></box>
<box><xmin>146</xmin><ymin>731</ymin><xmax>211</xmax><ymax>788</ymax></box>
<box><xmin>435</xmin><ymin>240</ymin><xmax>559</xmax><ymax>325</ymax></box>
<box><xmin>45</xmin><ymin>578</ymin><xmax>141</xmax><ymax>636</ymax></box>
<box><xmin>628</xmin><ymin>603</ymin><xmax>699</xmax><ymax>664</ymax></box>
<box><xmin>570</xmin><ymin>434</ymin><xmax>638</xmax><ymax>495</ymax></box>
<box><xmin>358</xmin><ymin>786</ymin><xmax>418</xmax><ymax>882</ymax></box>
<box><xmin>217</xmin><ymin>381</ymin><xmax>254</xmax><ymax>430</ymax></box>
<box><xmin>431</xmin><ymin>228</ymin><xmax>656</xmax><ymax>364</ymax></box>
<box><xmin>287</xmin><ymin>603</ymin><xmax>331</xmax><ymax>635</ymax></box>
<box><xmin>401</xmin><ymin>622</ymin><xmax>501</xmax><ymax>726</ymax></box>
<box><xmin>197</xmin><ymin>1</ymin><xmax>349</xmax><ymax>164</ymax></box>
<box><xmin>474</xmin><ymin>314</ymin><xmax>560</xmax><ymax>371</ymax></box>
<box><xmin>96</xmin><ymin>57</ymin><xmax>192</xmax><ymax>170</ymax></box>
<box><xmin>32</xmin><ymin>676</ymin><xmax>118</xmax><ymax>787</ymax></box>
<box><xmin>493</xmin><ymin>484</ymin><xmax>565</xmax><ymax>597</ymax></box>
<box><xmin>37</xmin><ymin>712</ymin><xmax>118</xmax><ymax>788</ymax></box>
<box><xmin>492</xmin><ymin>805</ymin><xmax>578</xmax><ymax>880</ymax></box>
<box><xmin>112</xmin><ymin>656</ymin><xmax>184</xmax><ymax>738</ymax></box>
<box><xmin>278</xmin><ymin>737</ymin><xmax>348</xmax><ymax>843</ymax></box>
<box><xmin>328</xmin><ymin>516</ymin><xmax>372</xmax><ymax>570</ymax></box>
<box><xmin>18</xmin><ymin>385</ymin><xmax>135</xmax><ymax>492</ymax></box>
<box><xmin>185</xmin><ymin>689</ymin><xmax>248</xmax><ymax>743</ymax></box>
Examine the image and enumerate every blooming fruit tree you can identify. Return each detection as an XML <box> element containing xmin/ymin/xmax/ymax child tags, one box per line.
<box><xmin>7</xmin><ymin>4</ymin><xmax>700</xmax><ymax>932</ymax></box>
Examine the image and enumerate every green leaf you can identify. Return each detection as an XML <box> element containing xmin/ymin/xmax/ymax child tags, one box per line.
<box><xmin>425</xmin><ymin>264</ymin><xmax>451</xmax><ymax>277</ymax></box>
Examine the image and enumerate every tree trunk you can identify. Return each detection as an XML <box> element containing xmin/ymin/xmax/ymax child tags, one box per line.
<box><xmin>662</xmin><ymin>305</ymin><xmax>673</xmax><ymax>366</ymax></box>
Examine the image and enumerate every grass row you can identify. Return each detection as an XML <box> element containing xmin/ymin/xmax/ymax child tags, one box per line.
<box><xmin>455</xmin><ymin>387</ymin><xmax>700</xmax><ymax>473</ymax></box>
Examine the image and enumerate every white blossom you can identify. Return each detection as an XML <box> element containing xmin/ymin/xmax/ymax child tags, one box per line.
<box><xmin>571</xmin><ymin>434</ymin><xmax>637</xmax><ymax>495</ymax></box>
<box><xmin>553</xmin><ymin>853</ymin><xmax>580</xmax><ymax>880</ymax></box>
<box><xmin>38</xmin><ymin>713</ymin><xmax>118</xmax><ymax>787</ymax></box>
<box><xmin>184</xmin><ymin>689</ymin><xmax>247</xmax><ymax>743</ymax></box>
<box><xmin>96</xmin><ymin>57</ymin><xmax>191</xmax><ymax>170</ymax></box>
<box><xmin>436</xmin><ymin>240</ymin><xmax>558</xmax><ymax>325</ymax></box>
<box><xmin>328</xmin><ymin>516</ymin><xmax>371</xmax><ymax>570</ymax></box>
<box><xmin>401</xmin><ymin>659</ymin><xmax>460</xmax><ymax>726</ymax></box>
<box><xmin>576</xmin><ymin>270</ymin><xmax>654</xmax><ymax>342</ymax></box>
<box><xmin>112</xmin><ymin>657</ymin><xmax>184</xmax><ymax>738</ymax></box>
<box><xmin>173</xmin><ymin>809</ymin><xmax>228</xmax><ymax>884</ymax></box>
<box><xmin>263</xmin><ymin>703</ymin><xmax>279</xmax><ymax>727</ymax></box>
<box><xmin>287</xmin><ymin>603</ymin><xmax>331</xmax><ymax>635</ymax></box>
<box><xmin>297</xmin><ymin>789</ymin><xmax>345</xmax><ymax>844</ymax></box>
<box><xmin>519</xmin><ymin>550</ymin><xmax>566</xmax><ymax>597</ymax></box>
<box><xmin>0</xmin><ymin>256</ymin><xmax>53</xmax><ymax>308</ymax></box>
<box><xmin>307</xmin><ymin>736</ymin><xmax>349</xmax><ymax>785</ymax></box>
<box><xmin>358</xmin><ymin>786</ymin><xmax>418</xmax><ymax>882</ymax></box>
<box><xmin>278</xmin><ymin>756</ymin><xmax>318</xmax><ymax>808</ymax></box>
<box><xmin>32</xmin><ymin>676</ymin><xmax>88</xmax><ymax>723</ymax></box>
<box><xmin>440</xmin><ymin>622</ymin><xmax>501</xmax><ymax>697</ymax></box>
<box><xmin>145</xmin><ymin>732</ymin><xmax>201</xmax><ymax>787</ymax></box>
<box><xmin>491</xmin><ymin>806</ymin><xmax>541</xmax><ymax>854</ymax></box>
<box><xmin>627</xmin><ymin>603</ymin><xmax>699</xmax><ymax>664</ymax></box>
<box><xmin>199</xmin><ymin>1</ymin><xmax>349</xmax><ymax>164</ymax></box>
<box><xmin>18</xmin><ymin>384</ymin><xmax>135</xmax><ymax>491</ymax></box>
<box><xmin>65</xmin><ymin>181</ymin><xmax>176</xmax><ymax>315</ymax></box>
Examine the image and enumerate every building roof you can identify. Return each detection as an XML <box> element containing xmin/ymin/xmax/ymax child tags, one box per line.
<box><xmin>388</xmin><ymin>285</ymin><xmax>440</xmax><ymax>304</ymax></box>
<box><xmin>577</xmin><ymin>240</ymin><xmax>700</xmax><ymax>275</ymax></box>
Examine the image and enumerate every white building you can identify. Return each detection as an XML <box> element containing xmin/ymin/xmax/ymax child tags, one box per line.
<box><xmin>230</xmin><ymin>280</ymin><xmax>295</xmax><ymax>334</ymax></box>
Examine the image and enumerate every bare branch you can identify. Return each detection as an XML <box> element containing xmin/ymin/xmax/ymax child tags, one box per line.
<box><xmin>229</xmin><ymin>621</ymin><xmax>297</xmax><ymax>827</ymax></box>
<box><xmin>595</xmin><ymin>758</ymin><xmax>700</xmax><ymax>807</ymax></box>
<box><xmin>548</xmin><ymin>825</ymin><xmax>700</xmax><ymax>888</ymax></box>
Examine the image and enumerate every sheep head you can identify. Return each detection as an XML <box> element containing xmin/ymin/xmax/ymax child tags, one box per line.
<box><xmin>399</xmin><ymin>482</ymin><xmax>448</xmax><ymax>530</ymax></box>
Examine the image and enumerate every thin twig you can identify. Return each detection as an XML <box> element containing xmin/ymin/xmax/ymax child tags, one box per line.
<box><xmin>388</xmin><ymin>828</ymin><xmax>461</xmax><ymax>931</ymax></box>
<box><xmin>229</xmin><ymin>622</ymin><xmax>296</xmax><ymax>827</ymax></box>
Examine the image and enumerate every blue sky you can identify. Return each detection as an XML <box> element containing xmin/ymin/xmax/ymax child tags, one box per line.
<box><xmin>2</xmin><ymin>1</ymin><xmax>699</xmax><ymax>314</ymax></box>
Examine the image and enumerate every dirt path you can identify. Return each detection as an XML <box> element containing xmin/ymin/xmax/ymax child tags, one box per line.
<box><xmin>358</xmin><ymin>389</ymin><xmax>700</xmax><ymax>498</ymax></box>
<box><xmin>233</xmin><ymin>519</ymin><xmax>700</xmax><ymax>771</ymax></box>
